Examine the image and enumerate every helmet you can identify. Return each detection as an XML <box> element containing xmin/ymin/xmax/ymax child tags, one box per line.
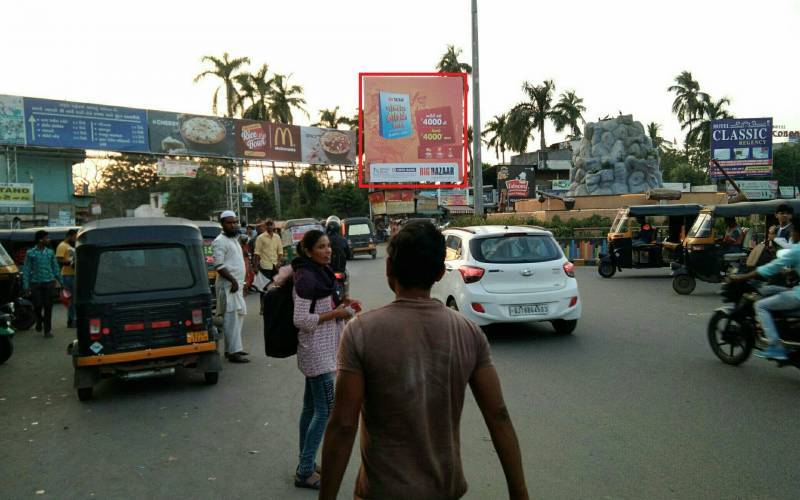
<box><xmin>325</xmin><ymin>215</ymin><xmax>341</xmax><ymax>232</ymax></box>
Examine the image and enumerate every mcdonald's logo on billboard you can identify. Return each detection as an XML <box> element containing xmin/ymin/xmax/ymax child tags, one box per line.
<box><xmin>267</xmin><ymin>123</ymin><xmax>301</xmax><ymax>161</ymax></box>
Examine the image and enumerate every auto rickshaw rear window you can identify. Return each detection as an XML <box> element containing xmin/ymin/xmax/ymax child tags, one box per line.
<box><xmin>94</xmin><ymin>247</ymin><xmax>195</xmax><ymax>295</ymax></box>
<box><xmin>348</xmin><ymin>224</ymin><xmax>371</xmax><ymax>236</ymax></box>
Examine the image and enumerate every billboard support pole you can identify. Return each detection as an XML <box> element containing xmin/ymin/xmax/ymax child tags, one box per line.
<box><xmin>471</xmin><ymin>0</ymin><xmax>484</xmax><ymax>216</ymax></box>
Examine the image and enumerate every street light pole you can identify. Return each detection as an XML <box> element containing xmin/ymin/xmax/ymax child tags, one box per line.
<box><xmin>471</xmin><ymin>0</ymin><xmax>484</xmax><ymax>216</ymax></box>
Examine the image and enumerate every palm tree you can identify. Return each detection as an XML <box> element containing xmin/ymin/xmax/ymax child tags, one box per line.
<box><xmin>313</xmin><ymin>106</ymin><xmax>350</xmax><ymax>129</ymax></box>
<box><xmin>194</xmin><ymin>52</ymin><xmax>251</xmax><ymax>117</ymax></box>
<box><xmin>646</xmin><ymin>122</ymin><xmax>668</xmax><ymax>151</ymax></box>
<box><xmin>685</xmin><ymin>97</ymin><xmax>733</xmax><ymax>151</ymax></box>
<box><xmin>552</xmin><ymin>90</ymin><xmax>587</xmax><ymax>139</ymax></box>
<box><xmin>504</xmin><ymin>106</ymin><xmax>534</xmax><ymax>154</ymax></box>
<box><xmin>236</xmin><ymin>64</ymin><xmax>272</xmax><ymax>120</ymax></box>
<box><xmin>508</xmin><ymin>80</ymin><xmax>566</xmax><ymax>168</ymax></box>
<box><xmin>668</xmin><ymin>71</ymin><xmax>710</xmax><ymax>149</ymax></box>
<box><xmin>268</xmin><ymin>73</ymin><xmax>308</xmax><ymax>124</ymax></box>
<box><xmin>482</xmin><ymin>113</ymin><xmax>509</xmax><ymax>164</ymax></box>
<box><xmin>436</xmin><ymin>45</ymin><xmax>472</xmax><ymax>74</ymax></box>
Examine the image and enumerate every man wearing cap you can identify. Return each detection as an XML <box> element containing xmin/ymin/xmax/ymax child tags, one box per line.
<box><xmin>23</xmin><ymin>230</ymin><xmax>62</xmax><ymax>338</ymax></box>
<box><xmin>212</xmin><ymin>211</ymin><xmax>250</xmax><ymax>363</ymax></box>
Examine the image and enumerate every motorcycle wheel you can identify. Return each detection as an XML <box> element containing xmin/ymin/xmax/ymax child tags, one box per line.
<box><xmin>672</xmin><ymin>274</ymin><xmax>696</xmax><ymax>295</ymax></box>
<box><xmin>707</xmin><ymin>310</ymin><xmax>754</xmax><ymax>365</ymax></box>
<box><xmin>598</xmin><ymin>261</ymin><xmax>616</xmax><ymax>278</ymax></box>
<box><xmin>12</xmin><ymin>305</ymin><xmax>35</xmax><ymax>331</ymax></box>
<box><xmin>0</xmin><ymin>336</ymin><xmax>12</xmax><ymax>365</ymax></box>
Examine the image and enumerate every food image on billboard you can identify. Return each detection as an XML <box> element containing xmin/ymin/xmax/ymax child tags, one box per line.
<box><xmin>709</xmin><ymin>118</ymin><xmax>773</xmax><ymax>179</ymax></box>
<box><xmin>148</xmin><ymin>111</ymin><xmax>235</xmax><ymax>157</ymax></box>
<box><xmin>0</xmin><ymin>95</ymin><xmax>25</xmax><ymax>145</ymax></box>
<box><xmin>360</xmin><ymin>73</ymin><xmax>467</xmax><ymax>188</ymax></box>
<box><xmin>301</xmin><ymin>127</ymin><xmax>356</xmax><ymax>165</ymax></box>
<box><xmin>235</xmin><ymin>119</ymin><xmax>268</xmax><ymax>158</ymax></box>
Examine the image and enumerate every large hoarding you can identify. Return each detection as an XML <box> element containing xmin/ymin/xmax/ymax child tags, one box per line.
<box><xmin>359</xmin><ymin>73</ymin><xmax>468</xmax><ymax>188</ymax></box>
<box><xmin>498</xmin><ymin>165</ymin><xmax>536</xmax><ymax>200</ymax></box>
<box><xmin>709</xmin><ymin>118</ymin><xmax>773</xmax><ymax>179</ymax></box>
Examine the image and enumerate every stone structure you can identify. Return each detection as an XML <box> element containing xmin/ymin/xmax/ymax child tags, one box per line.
<box><xmin>568</xmin><ymin>115</ymin><xmax>663</xmax><ymax>196</ymax></box>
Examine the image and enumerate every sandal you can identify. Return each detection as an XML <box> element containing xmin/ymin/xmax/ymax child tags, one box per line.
<box><xmin>294</xmin><ymin>471</ymin><xmax>321</xmax><ymax>490</ymax></box>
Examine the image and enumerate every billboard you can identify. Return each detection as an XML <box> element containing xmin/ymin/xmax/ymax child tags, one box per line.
<box><xmin>709</xmin><ymin>118</ymin><xmax>773</xmax><ymax>179</ymax></box>
<box><xmin>501</xmin><ymin>165</ymin><xmax>536</xmax><ymax>200</ymax></box>
<box><xmin>156</xmin><ymin>159</ymin><xmax>198</xmax><ymax>178</ymax></box>
<box><xmin>726</xmin><ymin>180</ymin><xmax>778</xmax><ymax>200</ymax></box>
<box><xmin>360</xmin><ymin>73</ymin><xmax>468</xmax><ymax>188</ymax></box>
<box><xmin>148</xmin><ymin>111</ymin><xmax>235</xmax><ymax>157</ymax></box>
<box><xmin>235</xmin><ymin>119</ymin><xmax>269</xmax><ymax>158</ymax></box>
<box><xmin>0</xmin><ymin>183</ymin><xmax>34</xmax><ymax>208</ymax></box>
<box><xmin>368</xmin><ymin>191</ymin><xmax>386</xmax><ymax>215</ymax></box>
<box><xmin>385</xmin><ymin>190</ymin><xmax>415</xmax><ymax>214</ymax></box>
<box><xmin>300</xmin><ymin>127</ymin><xmax>355</xmax><ymax>165</ymax></box>
<box><xmin>0</xmin><ymin>95</ymin><xmax>25</xmax><ymax>145</ymax></box>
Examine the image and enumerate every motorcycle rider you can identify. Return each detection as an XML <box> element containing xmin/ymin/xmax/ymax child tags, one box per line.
<box><xmin>730</xmin><ymin>225</ymin><xmax>800</xmax><ymax>360</ymax></box>
<box><xmin>325</xmin><ymin>216</ymin><xmax>350</xmax><ymax>297</ymax></box>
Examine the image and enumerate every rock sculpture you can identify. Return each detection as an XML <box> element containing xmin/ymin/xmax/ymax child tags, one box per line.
<box><xmin>568</xmin><ymin>115</ymin><xmax>663</xmax><ymax>196</ymax></box>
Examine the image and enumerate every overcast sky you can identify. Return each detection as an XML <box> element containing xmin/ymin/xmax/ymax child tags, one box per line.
<box><xmin>2</xmin><ymin>0</ymin><xmax>798</xmax><ymax>165</ymax></box>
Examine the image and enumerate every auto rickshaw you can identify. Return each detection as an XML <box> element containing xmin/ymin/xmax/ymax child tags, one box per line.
<box><xmin>598</xmin><ymin>204</ymin><xmax>702</xmax><ymax>278</ymax></box>
<box><xmin>281</xmin><ymin>218</ymin><xmax>324</xmax><ymax>260</ymax></box>
<box><xmin>192</xmin><ymin>221</ymin><xmax>222</xmax><ymax>289</ymax></box>
<box><xmin>341</xmin><ymin>217</ymin><xmax>377</xmax><ymax>259</ymax></box>
<box><xmin>672</xmin><ymin>199</ymin><xmax>800</xmax><ymax>295</ymax></box>
<box><xmin>68</xmin><ymin>218</ymin><xmax>222</xmax><ymax>401</ymax></box>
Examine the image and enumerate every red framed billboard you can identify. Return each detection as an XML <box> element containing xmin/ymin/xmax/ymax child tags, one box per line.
<box><xmin>358</xmin><ymin>72</ymin><xmax>469</xmax><ymax>189</ymax></box>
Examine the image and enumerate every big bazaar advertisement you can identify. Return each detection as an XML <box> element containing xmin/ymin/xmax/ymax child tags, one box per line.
<box><xmin>360</xmin><ymin>74</ymin><xmax>467</xmax><ymax>187</ymax></box>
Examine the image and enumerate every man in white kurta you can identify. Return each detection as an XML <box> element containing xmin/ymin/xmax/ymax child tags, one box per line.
<box><xmin>212</xmin><ymin>211</ymin><xmax>250</xmax><ymax>363</ymax></box>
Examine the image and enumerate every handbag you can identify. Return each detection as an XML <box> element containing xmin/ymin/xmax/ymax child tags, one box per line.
<box><xmin>59</xmin><ymin>287</ymin><xmax>72</xmax><ymax>308</ymax></box>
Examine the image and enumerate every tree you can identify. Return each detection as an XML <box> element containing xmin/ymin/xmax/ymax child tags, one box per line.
<box><xmin>771</xmin><ymin>143</ymin><xmax>800</xmax><ymax>190</ymax></box>
<box><xmin>236</xmin><ymin>64</ymin><xmax>272</xmax><ymax>120</ymax></box>
<box><xmin>659</xmin><ymin>147</ymin><xmax>710</xmax><ymax>185</ymax></box>
<box><xmin>482</xmin><ymin>113</ymin><xmax>509</xmax><ymax>164</ymax></box>
<box><xmin>435</xmin><ymin>45</ymin><xmax>472</xmax><ymax>74</ymax></box>
<box><xmin>95</xmin><ymin>157</ymin><xmax>158</xmax><ymax>217</ymax></box>
<box><xmin>552</xmin><ymin>90</ymin><xmax>587</xmax><ymax>139</ymax></box>
<box><xmin>313</xmin><ymin>106</ymin><xmax>350</xmax><ymax>129</ymax></box>
<box><xmin>647</xmin><ymin>122</ymin><xmax>668</xmax><ymax>151</ymax></box>
<box><xmin>194</xmin><ymin>52</ymin><xmax>251</xmax><ymax>117</ymax></box>
<box><xmin>162</xmin><ymin>166</ymin><xmax>227</xmax><ymax>220</ymax></box>
<box><xmin>685</xmin><ymin>97</ymin><xmax>733</xmax><ymax>151</ymax></box>
<box><xmin>668</xmin><ymin>71</ymin><xmax>709</xmax><ymax>150</ymax></box>
<box><xmin>268</xmin><ymin>73</ymin><xmax>308</xmax><ymax>124</ymax></box>
<box><xmin>323</xmin><ymin>183</ymin><xmax>369</xmax><ymax>217</ymax></box>
<box><xmin>508</xmin><ymin>80</ymin><xmax>570</xmax><ymax>165</ymax></box>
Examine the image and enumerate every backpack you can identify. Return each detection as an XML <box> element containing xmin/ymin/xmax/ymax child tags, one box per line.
<box><xmin>262</xmin><ymin>281</ymin><xmax>316</xmax><ymax>358</ymax></box>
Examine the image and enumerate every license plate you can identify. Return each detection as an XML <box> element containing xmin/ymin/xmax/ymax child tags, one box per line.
<box><xmin>187</xmin><ymin>331</ymin><xmax>209</xmax><ymax>343</ymax></box>
<box><xmin>509</xmin><ymin>304</ymin><xmax>550</xmax><ymax>316</ymax></box>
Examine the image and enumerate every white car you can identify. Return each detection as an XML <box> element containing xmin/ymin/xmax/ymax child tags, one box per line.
<box><xmin>431</xmin><ymin>225</ymin><xmax>581</xmax><ymax>334</ymax></box>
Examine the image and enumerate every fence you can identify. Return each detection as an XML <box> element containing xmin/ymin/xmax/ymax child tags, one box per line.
<box><xmin>556</xmin><ymin>237</ymin><xmax>608</xmax><ymax>265</ymax></box>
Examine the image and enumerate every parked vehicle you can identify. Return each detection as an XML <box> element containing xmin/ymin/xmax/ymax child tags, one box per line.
<box><xmin>0</xmin><ymin>226</ymin><xmax>81</xmax><ymax>267</ymax></box>
<box><xmin>0</xmin><ymin>242</ymin><xmax>34</xmax><ymax>330</ymax></box>
<box><xmin>0</xmin><ymin>302</ymin><xmax>16</xmax><ymax>364</ymax></box>
<box><xmin>599</xmin><ymin>204</ymin><xmax>702</xmax><ymax>278</ymax></box>
<box><xmin>68</xmin><ymin>218</ymin><xmax>222</xmax><ymax>401</ymax></box>
<box><xmin>341</xmin><ymin>217</ymin><xmax>377</xmax><ymax>259</ymax></box>
<box><xmin>280</xmin><ymin>218</ymin><xmax>324</xmax><ymax>260</ymax></box>
<box><xmin>673</xmin><ymin>200</ymin><xmax>800</xmax><ymax>295</ymax></box>
<box><xmin>192</xmin><ymin>221</ymin><xmax>222</xmax><ymax>287</ymax></box>
<box><xmin>431</xmin><ymin>226</ymin><xmax>581</xmax><ymax>334</ymax></box>
<box><xmin>708</xmin><ymin>279</ymin><xmax>800</xmax><ymax>369</ymax></box>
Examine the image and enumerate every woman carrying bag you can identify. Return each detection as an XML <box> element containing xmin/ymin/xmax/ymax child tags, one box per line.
<box><xmin>291</xmin><ymin>229</ymin><xmax>359</xmax><ymax>490</ymax></box>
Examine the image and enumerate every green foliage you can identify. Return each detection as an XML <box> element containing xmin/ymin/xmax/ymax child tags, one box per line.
<box><xmin>450</xmin><ymin>214</ymin><xmax>613</xmax><ymax>238</ymax></box>
<box><xmin>659</xmin><ymin>146</ymin><xmax>710</xmax><ymax>185</ymax></box>
<box><xmin>772</xmin><ymin>143</ymin><xmax>800</xmax><ymax>189</ymax></box>
<box><xmin>162</xmin><ymin>166</ymin><xmax>227</xmax><ymax>220</ymax></box>
<box><xmin>95</xmin><ymin>158</ymin><xmax>159</xmax><ymax>218</ymax></box>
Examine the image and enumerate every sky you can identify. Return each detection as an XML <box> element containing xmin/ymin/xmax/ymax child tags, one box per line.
<box><xmin>2</xmin><ymin>0</ymin><xmax>798</xmax><ymax>167</ymax></box>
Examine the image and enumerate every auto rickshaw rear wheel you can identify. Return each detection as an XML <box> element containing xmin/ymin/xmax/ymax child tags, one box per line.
<box><xmin>672</xmin><ymin>274</ymin><xmax>696</xmax><ymax>295</ymax></box>
<box><xmin>0</xmin><ymin>336</ymin><xmax>13</xmax><ymax>364</ymax></box>
<box><xmin>204</xmin><ymin>372</ymin><xmax>219</xmax><ymax>385</ymax></box>
<box><xmin>598</xmin><ymin>261</ymin><xmax>616</xmax><ymax>278</ymax></box>
<box><xmin>77</xmin><ymin>387</ymin><xmax>93</xmax><ymax>401</ymax></box>
<box><xmin>12</xmin><ymin>305</ymin><xmax>35</xmax><ymax>331</ymax></box>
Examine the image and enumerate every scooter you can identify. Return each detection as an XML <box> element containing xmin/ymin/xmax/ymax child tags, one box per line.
<box><xmin>707</xmin><ymin>279</ymin><xmax>800</xmax><ymax>369</ymax></box>
<box><xmin>0</xmin><ymin>302</ymin><xmax>17</xmax><ymax>365</ymax></box>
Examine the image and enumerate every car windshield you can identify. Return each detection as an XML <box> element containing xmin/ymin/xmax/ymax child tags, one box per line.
<box><xmin>348</xmin><ymin>223</ymin><xmax>371</xmax><ymax>236</ymax></box>
<box><xmin>688</xmin><ymin>213</ymin><xmax>713</xmax><ymax>238</ymax></box>
<box><xmin>0</xmin><ymin>244</ymin><xmax>14</xmax><ymax>267</ymax></box>
<box><xmin>471</xmin><ymin>235</ymin><xmax>562</xmax><ymax>264</ymax></box>
<box><xmin>94</xmin><ymin>246</ymin><xmax>195</xmax><ymax>295</ymax></box>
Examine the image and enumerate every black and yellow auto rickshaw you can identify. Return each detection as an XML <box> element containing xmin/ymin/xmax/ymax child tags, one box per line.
<box><xmin>341</xmin><ymin>217</ymin><xmax>377</xmax><ymax>259</ymax></box>
<box><xmin>68</xmin><ymin>218</ymin><xmax>222</xmax><ymax>401</ymax></box>
<box><xmin>672</xmin><ymin>199</ymin><xmax>800</xmax><ymax>295</ymax></box>
<box><xmin>598</xmin><ymin>204</ymin><xmax>702</xmax><ymax>278</ymax></box>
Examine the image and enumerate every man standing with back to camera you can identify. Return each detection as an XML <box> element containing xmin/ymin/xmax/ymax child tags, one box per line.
<box><xmin>320</xmin><ymin>220</ymin><xmax>528</xmax><ymax>500</ymax></box>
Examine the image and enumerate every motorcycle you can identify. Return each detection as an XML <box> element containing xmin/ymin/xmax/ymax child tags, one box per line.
<box><xmin>0</xmin><ymin>302</ymin><xmax>17</xmax><ymax>365</ymax></box>
<box><xmin>707</xmin><ymin>279</ymin><xmax>800</xmax><ymax>369</ymax></box>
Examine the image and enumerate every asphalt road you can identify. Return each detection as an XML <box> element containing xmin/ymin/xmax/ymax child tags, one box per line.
<box><xmin>3</xmin><ymin>246</ymin><xmax>800</xmax><ymax>499</ymax></box>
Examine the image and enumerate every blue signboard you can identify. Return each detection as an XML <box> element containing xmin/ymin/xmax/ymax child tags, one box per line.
<box><xmin>23</xmin><ymin>98</ymin><xmax>148</xmax><ymax>152</ymax></box>
<box><xmin>709</xmin><ymin>117</ymin><xmax>772</xmax><ymax>179</ymax></box>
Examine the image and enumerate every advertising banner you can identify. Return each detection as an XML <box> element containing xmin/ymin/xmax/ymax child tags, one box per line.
<box><xmin>551</xmin><ymin>179</ymin><xmax>571</xmax><ymax>191</ymax></box>
<box><xmin>726</xmin><ymin>180</ymin><xmax>778</xmax><ymax>200</ymax></box>
<box><xmin>156</xmin><ymin>159</ymin><xmax>198</xmax><ymax>178</ymax></box>
<box><xmin>268</xmin><ymin>123</ymin><xmax>301</xmax><ymax>162</ymax></box>
<box><xmin>368</xmin><ymin>191</ymin><xmax>387</xmax><ymax>215</ymax></box>
<box><xmin>504</xmin><ymin>165</ymin><xmax>536</xmax><ymax>200</ymax></box>
<box><xmin>235</xmin><ymin>119</ymin><xmax>268</xmax><ymax>158</ymax></box>
<box><xmin>440</xmin><ymin>188</ymin><xmax>470</xmax><ymax>207</ymax></box>
<box><xmin>148</xmin><ymin>111</ymin><xmax>235</xmax><ymax>157</ymax></box>
<box><xmin>0</xmin><ymin>183</ymin><xmax>34</xmax><ymax>207</ymax></box>
<box><xmin>360</xmin><ymin>73</ymin><xmax>467</xmax><ymax>188</ymax></box>
<box><xmin>709</xmin><ymin>118</ymin><xmax>773</xmax><ymax>179</ymax></box>
<box><xmin>0</xmin><ymin>95</ymin><xmax>25</xmax><ymax>145</ymax></box>
<box><xmin>385</xmin><ymin>190</ymin><xmax>415</xmax><ymax>214</ymax></box>
<box><xmin>301</xmin><ymin>127</ymin><xmax>356</xmax><ymax>165</ymax></box>
<box><xmin>23</xmin><ymin>97</ymin><xmax>148</xmax><ymax>152</ymax></box>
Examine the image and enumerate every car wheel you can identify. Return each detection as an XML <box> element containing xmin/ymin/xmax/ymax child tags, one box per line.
<box><xmin>204</xmin><ymin>372</ymin><xmax>219</xmax><ymax>385</ymax></box>
<box><xmin>672</xmin><ymin>274</ymin><xmax>696</xmax><ymax>295</ymax></box>
<box><xmin>552</xmin><ymin>319</ymin><xmax>577</xmax><ymax>335</ymax></box>
<box><xmin>446</xmin><ymin>298</ymin><xmax>459</xmax><ymax>312</ymax></box>
<box><xmin>77</xmin><ymin>387</ymin><xmax>93</xmax><ymax>402</ymax></box>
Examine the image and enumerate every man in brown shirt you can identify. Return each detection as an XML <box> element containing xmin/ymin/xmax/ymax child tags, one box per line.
<box><xmin>320</xmin><ymin>221</ymin><xmax>528</xmax><ymax>500</ymax></box>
